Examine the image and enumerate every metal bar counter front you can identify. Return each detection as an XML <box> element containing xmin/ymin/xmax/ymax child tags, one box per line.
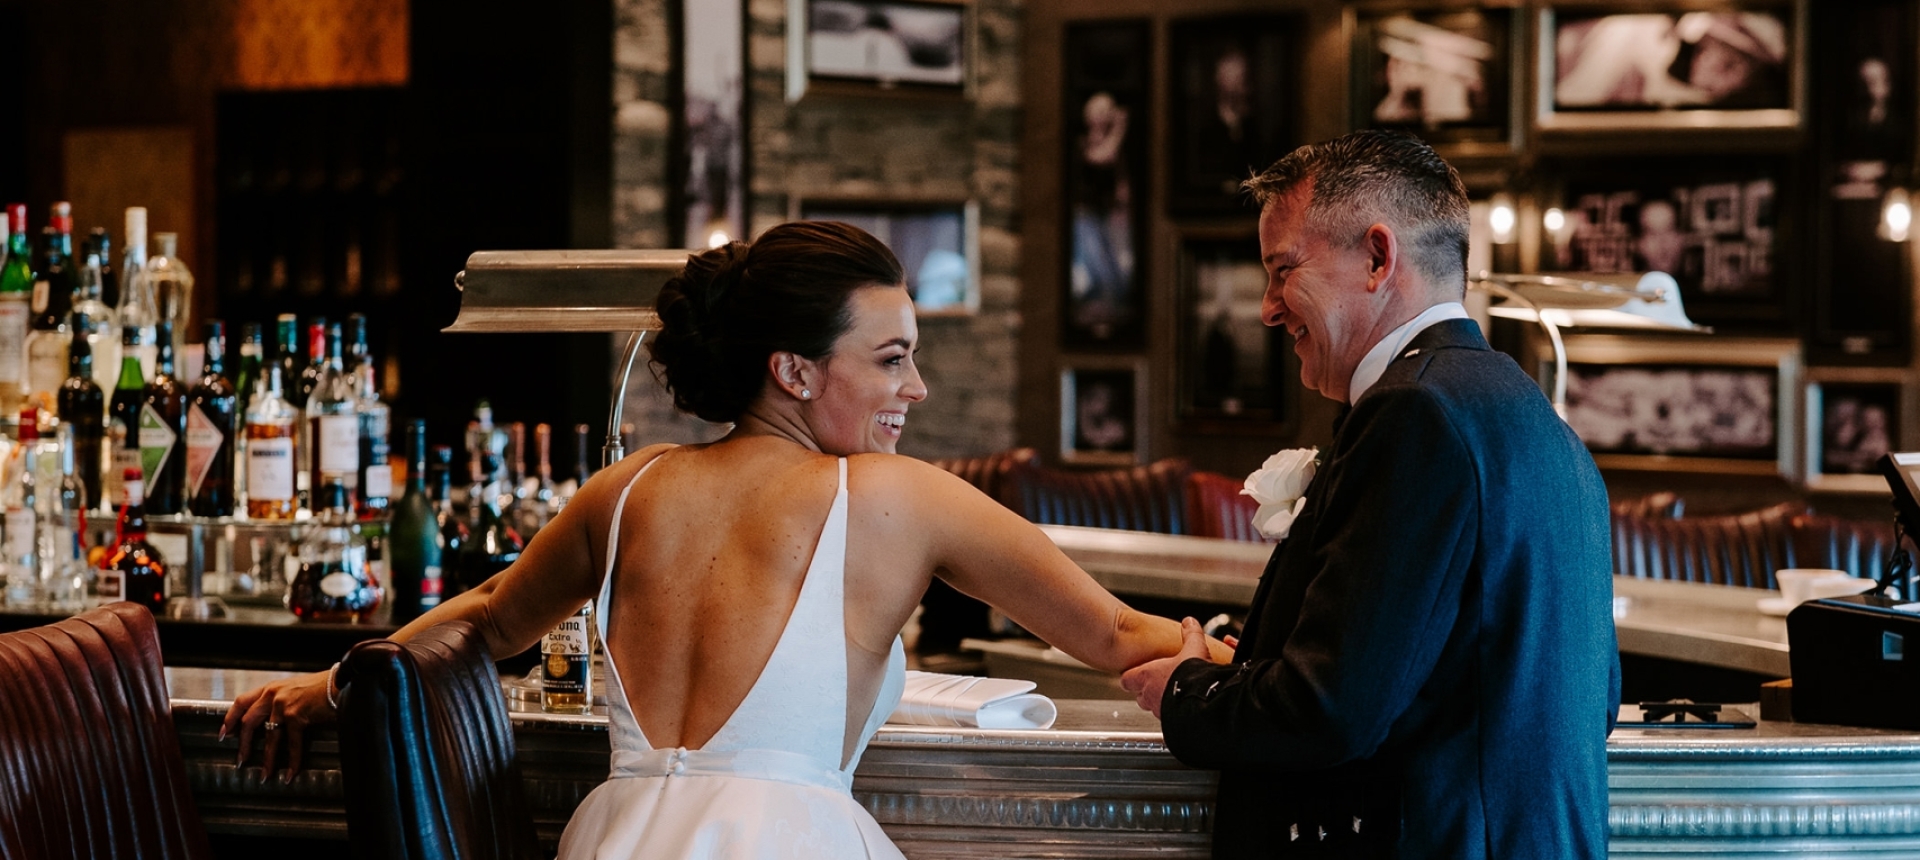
<box><xmin>170</xmin><ymin>667</ymin><xmax>1920</xmax><ymax>858</ymax></box>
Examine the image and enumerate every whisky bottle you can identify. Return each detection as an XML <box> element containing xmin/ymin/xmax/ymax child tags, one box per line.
<box><xmin>186</xmin><ymin>320</ymin><xmax>237</xmax><ymax>517</ymax></box>
<box><xmin>55</xmin><ymin>314</ymin><xmax>102</xmax><ymax>509</ymax></box>
<box><xmin>244</xmin><ymin>364</ymin><xmax>297</xmax><ymax>520</ymax></box>
<box><xmin>140</xmin><ymin>319</ymin><xmax>187</xmax><ymax>515</ymax></box>
<box><xmin>106</xmin><ymin>467</ymin><xmax>167</xmax><ymax>612</ymax></box>
<box><xmin>542</xmin><ymin>601</ymin><xmax>593</xmax><ymax>714</ymax></box>
<box><xmin>286</xmin><ymin>478</ymin><xmax>380</xmax><ymax>623</ymax></box>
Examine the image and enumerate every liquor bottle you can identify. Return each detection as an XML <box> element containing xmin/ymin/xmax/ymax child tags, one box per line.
<box><xmin>386</xmin><ymin>420</ymin><xmax>443</xmax><ymax>621</ymax></box>
<box><xmin>245</xmin><ymin>363</ymin><xmax>298</xmax><ymax>519</ymax></box>
<box><xmin>141</xmin><ymin>320</ymin><xmax>187</xmax><ymax>515</ymax></box>
<box><xmin>0</xmin><ymin>204</ymin><xmax>32</xmax><ymax>414</ymax></box>
<box><xmin>306</xmin><ymin>322</ymin><xmax>358</xmax><ymax>508</ymax></box>
<box><xmin>106</xmin><ymin>467</ymin><xmax>167</xmax><ymax>612</ymax></box>
<box><xmin>56</xmin><ymin>315</ymin><xmax>102</xmax><ymax>509</ymax></box>
<box><xmin>297</xmin><ymin>318</ymin><xmax>327</xmax><ymax>406</ymax></box>
<box><xmin>117</xmin><ymin>208</ymin><xmax>157</xmax><ymax>381</ymax></box>
<box><xmin>187</xmin><ymin>320</ymin><xmax>237</xmax><ymax>517</ymax></box>
<box><xmin>345</xmin><ymin>313</ymin><xmax>369</xmax><ymax>374</ymax></box>
<box><xmin>106</xmin><ymin>325</ymin><xmax>146</xmax><ymax>505</ymax></box>
<box><xmin>271</xmin><ymin>313</ymin><xmax>300</xmax><ymax>401</ymax></box>
<box><xmin>428</xmin><ymin>445</ymin><xmax>468</xmax><ymax>586</ymax></box>
<box><xmin>527</xmin><ymin>423</ymin><xmax>557</xmax><ymax>531</ymax></box>
<box><xmin>146</xmin><ymin>233</ymin><xmax>193</xmax><ymax>361</ymax></box>
<box><xmin>573</xmin><ymin>422</ymin><xmax>593</xmax><ymax>489</ymax></box>
<box><xmin>286</xmin><ymin>478</ymin><xmax>380</xmax><ymax>623</ymax></box>
<box><xmin>52</xmin><ymin>422</ymin><xmax>87</xmax><ymax>517</ymax></box>
<box><xmin>541</xmin><ymin>602</ymin><xmax>593</xmax><ymax>714</ymax></box>
<box><xmin>235</xmin><ymin>321</ymin><xmax>262</xmax><ymax>417</ymax></box>
<box><xmin>89</xmin><ymin>227</ymin><xmax>116</xmax><ymax>310</ymax></box>
<box><xmin>457</xmin><ymin>452</ymin><xmax>523</xmax><ymax>592</ymax></box>
<box><xmin>26</xmin><ymin>204</ymin><xmax>76</xmax><ymax>401</ymax></box>
<box><xmin>73</xmin><ymin>253</ymin><xmax>120</xmax><ymax>398</ymax></box>
<box><xmin>503</xmin><ymin>421</ymin><xmax>528</xmax><ymax>525</ymax></box>
<box><xmin>2</xmin><ymin>409</ymin><xmax>39</xmax><ymax>606</ymax></box>
<box><xmin>350</xmin><ymin>319</ymin><xmax>389</xmax><ymax>518</ymax></box>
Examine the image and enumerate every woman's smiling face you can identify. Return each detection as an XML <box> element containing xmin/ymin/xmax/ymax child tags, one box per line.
<box><xmin>806</xmin><ymin>285</ymin><xmax>928</xmax><ymax>455</ymax></box>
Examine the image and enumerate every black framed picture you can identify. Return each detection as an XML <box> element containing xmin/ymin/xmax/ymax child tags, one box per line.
<box><xmin>1540</xmin><ymin>157</ymin><xmax>1793</xmax><ymax>324</ymax></box>
<box><xmin>1060</xmin><ymin>361</ymin><xmax>1147</xmax><ymax>465</ymax></box>
<box><xmin>678</xmin><ymin>0</ymin><xmax>747</xmax><ymax>248</ymax></box>
<box><xmin>1350</xmin><ymin>6</ymin><xmax>1516</xmax><ymax>153</ymax></box>
<box><xmin>1061</xmin><ymin>20</ymin><xmax>1150</xmax><ymax>350</ymax></box>
<box><xmin>1176</xmin><ymin>236</ymin><xmax>1291</xmax><ymax>428</ymax></box>
<box><xmin>1537</xmin><ymin>2</ymin><xmax>1805</xmax><ymax>131</ymax></box>
<box><xmin>1167</xmin><ymin>15</ymin><xmax>1298</xmax><ymax>214</ymax></box>
<box><xmin>1810</xmin><ymin>381</ymin><xmax>1899</xmax><ymax>478</ymax></box>
<box><xmin>792</xmin><ymin>0</ymin><xmax>968</xmax><ymax>98</ymax></box>
<box><xmin>797</xmin><ymin>199</ymin><xmax>976</xmax><ymax>314</ymax></box>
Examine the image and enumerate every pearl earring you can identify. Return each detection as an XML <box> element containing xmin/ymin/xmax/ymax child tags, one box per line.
<box><xmin>801</xmin><ymin>389</ymin><xmax>811</xmax><ymax>400</ymax></box>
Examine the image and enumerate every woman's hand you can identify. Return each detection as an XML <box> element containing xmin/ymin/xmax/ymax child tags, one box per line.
<box><xmin>220</xmin><ymin>669</ymin><xmax>335</xmax><ymax>781</ymax></box>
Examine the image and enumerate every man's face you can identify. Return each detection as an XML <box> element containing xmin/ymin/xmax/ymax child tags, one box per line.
<box><xmin>1258</xmin><ymin>183</ymin><xmax>1379</xmax><ymax>403</ymax></box>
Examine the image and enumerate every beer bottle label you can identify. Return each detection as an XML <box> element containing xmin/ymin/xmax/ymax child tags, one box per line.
<box><xmin>542</xmin><ymin>615</ymin><xmax>591</xmax><ymax>696</ymax></box>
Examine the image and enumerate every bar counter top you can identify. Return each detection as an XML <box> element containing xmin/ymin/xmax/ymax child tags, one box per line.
<box><xmin>168</xmin><ymin>667</ymin><xmax>1920</xmax><ymax>857</ymax></box>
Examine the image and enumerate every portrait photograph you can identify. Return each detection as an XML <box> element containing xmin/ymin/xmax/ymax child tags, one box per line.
<box><xmin>1176</xmin><ymin>237</ymin><xmax>1291</xmax><ymax>426</ymax></box>
<box><xmin>1167</xmin><ymin>15</ymin><xmax>1298</xmax><ymax>214</ymax></box>
<box><xmin>1564</xmin><ymin>363</ymin><xmax>1777</xmax><ymax>460</ymax></box>
<box><xmin>680</xmin><ymin>0</ymin><xmax>746</xmax><ymax>248</ymax></box>
<box><xmin>1061</xmin><ymin>20</ymin><xmax>1150</xmax><ymax>349</ymax></box>
<box><xmin>1351</xmin><ymin>6</ymin><xmax>1514</xmax><ymax>150</ymax></box>
<box><xmin>798</xmin><ymin>201</ymin><xmax>975</xmax><ymax>314</ymax></box>
<box><xmin>803</xmin><ymin>0</ymin><xmax>966</xmax><ymax>90</ymax></box>
<box><xmin>1538</xmin><ymin>3</ymin><xmax>1804</xmax><ymax>130</ymax></box>
<box><xmin>1060</xmin><ymin>363</ymin><xmax>1145</xmax><ymax>465</ymax></box>
<box><xmin>1812</xmin><ymin>382</ymin><xmax>1900</xmax><ymax>477</ymax></box>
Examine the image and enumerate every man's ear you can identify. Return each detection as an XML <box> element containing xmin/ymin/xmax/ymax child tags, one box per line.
<box><xmin>1363</xmin><ymin>223</ymin><xmax>1398</xmax><ymax>294</ymax></box>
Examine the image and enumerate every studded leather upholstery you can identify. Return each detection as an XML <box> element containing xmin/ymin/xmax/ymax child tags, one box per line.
<box><xmin>336</xmin><ymin>621</ymin><xmax>540</xmax><ymax>860</ymax></box>
<box><xmin>0</xmin><ymin>603</ymin><xmax>212</xmax><ymax>860</ymax></box>
<box><xmin>1003</xmin><ymin>458</ymin><xmax>1195</xmax><ymax>536</ymax></box>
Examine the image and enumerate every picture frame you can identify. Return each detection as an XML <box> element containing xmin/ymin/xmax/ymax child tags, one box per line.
<box><xmin>786</xmin><ymin>0</ymin><xmax>971</xmax><ymax>101</ymax></box>
<box><xmin>676</xmin><ymin>0</ymin><xmax>748</xmax><ymax>248</ymax></box>
<box><xmin>1559</xmin><ymin>334</ymin><xmax>1801</xmax><ymax>478</ymax></box>
<box><xmin>1174</xmin><ymin>233</ymin><xmax>1293</xmax><ymax>430</ymax></box>
<box><xmin>1166</xmin><ymin>14</ymin><xmax>1300</xmax><ymax>214</ymax></box>
<box><xmin>1536</xmin><ymin>1</ymin><xmax>1807</xmax><ymax>132</ymax></box>
<box><xmin>1060</xmin><ymin>359</ymin><xmax>1149</xmax><ymax>466</ymax></box>
<box><xmin>1347</xmin><ymin>3</ymin><xmax>1521</xmax><ymax>157</ymax></box>
<box><xmin>1804</xmin><ymin>374</ymin><xmax>1903</xmax><ymax>493</ymax></box>
<box><xmin>1061</xmin><ymin>20</ymin><xmax>1151</xmax><ymax>350</ymax></box>
<box><xmin>794</xmin><ymin>198</ymin><xmax>980</xmax><ymax>315</ymax></box>
<box><xmin>1536</xmin><ymin>156</ymin><xmax>1794</xmax><ymax>325</ymax></box>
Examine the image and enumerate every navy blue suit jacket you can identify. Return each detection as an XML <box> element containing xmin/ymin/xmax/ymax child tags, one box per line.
<box><xmin>1161</xmin><ymin>319</ymin><xmax>1618</xmax><ymax>859</ymax></box>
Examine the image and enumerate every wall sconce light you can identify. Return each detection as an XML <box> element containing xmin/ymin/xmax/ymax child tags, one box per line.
<box><xmin>1489</xmin><ymin>193</ymin><xmax>1517</xmax><ymax>245</ymax></box>
<box><xmin>1882</xmin><ymin>187</ymin><xmax>1911</xmax><ymax>243</ymax></box>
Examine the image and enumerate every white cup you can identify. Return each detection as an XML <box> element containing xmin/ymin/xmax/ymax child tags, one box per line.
<box><xmin>1776</xmin><ymin>568</ymin><xmax>1874</xmax><ymax>607</ymax></box>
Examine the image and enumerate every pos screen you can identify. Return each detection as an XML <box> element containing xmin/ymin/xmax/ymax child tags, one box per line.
<box><xmin>1880</xmin><ymin>452</ymin><xmax>1920</xmax><ymax>534</ymax></box>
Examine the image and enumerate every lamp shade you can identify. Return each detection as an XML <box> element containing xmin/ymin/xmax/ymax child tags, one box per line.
<box><xmin>1475</xmin><ymin>271</ymin><xmax>1710</xmax><ymax>333</ymax></box>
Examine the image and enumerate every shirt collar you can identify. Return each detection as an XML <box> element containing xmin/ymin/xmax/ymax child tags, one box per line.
<box><xmin>1346</xmin><ymin>302</ymin><xmax>1470</xmax><ymax>404</ymax></box>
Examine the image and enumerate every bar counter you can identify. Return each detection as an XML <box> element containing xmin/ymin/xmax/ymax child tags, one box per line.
<box><xmin>170</xmin><ymin>667</ymin><xmax>1920</xmax><ymax>858</ymax></box>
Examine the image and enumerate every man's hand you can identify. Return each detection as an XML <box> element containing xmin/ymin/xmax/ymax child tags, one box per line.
<box><xmin>1121</xmin><ymin>617</ymin><xmax>1216</xmax><ymax>719</ymax></box>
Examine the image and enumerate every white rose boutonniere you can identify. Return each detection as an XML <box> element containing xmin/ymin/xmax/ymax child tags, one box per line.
<box><xmin>1241</xmin><ymin>447</ymin><xmax>1318</xmax><ymax>540</ymax></box>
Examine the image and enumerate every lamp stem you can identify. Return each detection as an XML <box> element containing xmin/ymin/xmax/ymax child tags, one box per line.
<box><xmin>1477</xmin><ymin>281</ymin><xmax>1569</xmax><ymax>420</ymax></box>
<box><xmin>605</xmin><ymin>331</ymin><xmax>648</xmax><ymax>468</ymax></box>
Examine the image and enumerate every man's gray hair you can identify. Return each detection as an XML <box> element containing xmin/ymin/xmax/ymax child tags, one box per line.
<box><xmin>1242</xmin><ymin>130</ymin><xmax>1471</xmax><ymax>291</ymax></box>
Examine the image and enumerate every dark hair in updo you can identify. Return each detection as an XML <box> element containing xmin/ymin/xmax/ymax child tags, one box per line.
<box><xmin>650</xmin><ymin>221</ymin><xmax>906</xmax><ymax>423</ymax></box>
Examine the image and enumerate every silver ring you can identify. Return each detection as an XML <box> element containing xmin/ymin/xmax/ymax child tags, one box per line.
<box><xmin>263</xmin><ymin>721</ymin><xmax>281</xmax><ymax>732</ymax></box>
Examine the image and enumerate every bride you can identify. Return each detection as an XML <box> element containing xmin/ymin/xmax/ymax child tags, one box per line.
<box><xmin>223</xmin><ymin>220</ymin><xmax>1228</xmax><ymax>858</ymax></box>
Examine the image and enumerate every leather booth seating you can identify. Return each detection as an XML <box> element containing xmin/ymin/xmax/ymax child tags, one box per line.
<box><xmin>1611</xmin><ymin>501</ymin><xmax>1901</xmax><ymax>591</ymax></box>
<box><xmin>1185</xmin><ymin>469</ymin><xmax>1271</xmax><ymax>543</ymax></box>
<box><xmin>0</xmin><ymin>603</ymin><xmax>212</xmax><ymax>860</ymax></box>
<box><xmin>1000</xmin><ymin>457</ymin><xmax>1194</xmax><ymax>535</ymax></box>
<box><xmin>336</xmin><ymin>620</ymin><xmax>542</xmax><ymax>860</ymax></box>
<box><xmin>926</xmin><ymin>446</ymin><xmax>1038</xmax><ymax>507</ymax></box>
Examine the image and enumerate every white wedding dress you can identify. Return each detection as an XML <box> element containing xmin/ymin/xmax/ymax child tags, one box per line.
<box><xmin>555</xmin><ymin>457</ymin><xmax>909</xmax><ymax>860</ymax></box>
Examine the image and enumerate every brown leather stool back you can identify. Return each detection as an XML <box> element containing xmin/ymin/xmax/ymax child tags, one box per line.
<box><xmin>1612</xmin><ymin>502</ymin><xmax>1802</xmax><ymax>589</ymax></box>
<box><xmin>1186</xmin><ymin>470</ymin><xmax>1271</xmax><ymax>543</ymax></box>
<box><xmin>927</xmin><ymin>447</ymin><xmax>1038</xmax><ymax>509</ymax></box>
<box><xmin>0</xmin><ymin>603</ymin><xmax>212</xmax><ymax>860</ymax></box>
<box><xmin>337</xmin><ymin>621</ymin><xmax>540</xmax><ymax>860</ymax></box>
<box><xmin>1004</xmin><ymin>458</ymin><xmax>1194</xmax><ymax>535</ymax></box>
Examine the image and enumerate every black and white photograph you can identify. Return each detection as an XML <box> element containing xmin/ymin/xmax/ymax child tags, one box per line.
<box><xmin>1539</xmin><ymin>4</ymin><xmax>1803</xmax><ymax>130</ymax></box>
<box><xmin>1062</xmin><ymin>20</ymin><xmax>1150</xmax><ymax>349</ymax></box>
<box><xmin>1352</xmin><ymin>6</ymin><xmax>1513</xmax><ymax>149</ymax></box>
<box><xmin>1061</xmin><ymin>363</ymin><xmax>1145</xmax><ymax>465</ymax></box>
<box><xmin>1545</xmin><ymin>163</ymin><xmax>1783</xmax><ymax>311</ymax></box>
<box><xmin>1813</xmin><ymin>382</ymin><xmax>1900</xmax><ymax>476</ymax></box>
<box><xmin>1177</xmin><ymin>237</ymin><xmax>1290</xmax><ymax>425</ymax></box>
<box><xmin>798</xmin><ymin>201</ymin><xmax>974</xmax><ymax>313</ymax></box>
<box><xmin>1564</xmin><ymin>363</ymin><xmax>1778</xmax><ymax>459</ymax></box>
<box><xmin>1167</xmin><ymin>16</ymin><xmax>1297</xmax><ymax>213</ymax></box>
<box><xmin>681</xmin><ymin>0</ymin><xmax>746</xmax><ymax>248</ymax></box>
<box><xmin>804</xmin><ymin>0</ymin><xmax>966</xmax><ymax>90</ymax></box>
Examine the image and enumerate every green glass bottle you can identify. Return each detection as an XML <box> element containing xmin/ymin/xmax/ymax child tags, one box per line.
<box><xmin>107</xmin><ymin>324</ymin><xmax>147</xmax><ymax>505</ymax></box>
<box><xmin>387</xmin><ymin>420</ymin><xmax>444</xmax><ymax>621</ymax></box>
<box><xmin>0</xmin><ymin>204</ymin><xmax>32</xmax><ymax>412</ymax></box>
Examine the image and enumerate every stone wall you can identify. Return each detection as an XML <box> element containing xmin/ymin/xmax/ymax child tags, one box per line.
<box><xmin>610</xmin><ymin>0</ymin><xmax>1024</xmax><ymax>459</ymax></box>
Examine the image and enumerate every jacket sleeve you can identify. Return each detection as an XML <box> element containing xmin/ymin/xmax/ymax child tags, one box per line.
<box><xmin>1160</xmin><ymin>387</ymin><xmax>1480</xmax><ymax>771</ymax></box>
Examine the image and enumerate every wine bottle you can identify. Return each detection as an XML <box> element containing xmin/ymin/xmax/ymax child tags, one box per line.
<box><xmin>55</xmin><ymin>314</ymin><xmax>102</xmax><ymax>509</ymax></box>
<box><xmin>186</xmin><ymin>320</ymin><xmax>237</xmax><ymax>517</ymax></box>
<box><xmin>244</xmin><ymin>364</ymin><xmax>297</xmax><ymax>520</ymax></box>
<box><xmin>25</xmin><ymin>203</ymin><xmax>76</xmax><ymax>401</ymax></box>
<box><xmin>146</xmin><ymin>233</ymin><xmax>193</xmax><ymax>362</ymax></box>
<box><xmin>89</xmin><ymin>227</ymin><xmax>116</xmax><ymax>310</ymax></box>
<box><xmin>73</xmin><ymin>253</ymin><xmax>119</xmax><ymax>405</ymax></box>
<box><xmin>106</xmin><ymin>467</ymin><xmax>166</xmax><ymax>612</ymax></box>
<box><xmin>117</xmin><ymin>208</ymin><xmax>157</xmax><ymax>381</ymax></box>
<box><xmin>428</xmin><ymin>444</ymin><xmax>468</xmax><ymax>591</ymax></box>
<box><xmin>286</xmin><ymin>478</ymin><xmax>380</xmax><ymax>623</ymax></box>
<box><xmin>0</xmin><ymin>204</ymin><xmax>31</xmax><ymax>414</ymax></box>
<box><xmin>353</xmin><ymin>322</ymin><xmax>390</xmax><ymax>519</ymax></box>
<box><xmin>140</xmin><ymin>319</ymin><xmax>187</xmax><ymax>515</ymax></box>
<box><xmin>306</xmin><ymin>322</ymin><xmax>358</xmax><ymax>509</ymax></box>
<box><xmin>106</xmin><ymin>324</ymin><xmax>145</xmax><ymax>505</ymax></box>
<box><xmin>2</xmin><ymin>408</ymin><xmax>39</xmax><ymax>606</ymax></box>
<box><xmin>387</xmin><ymin>420</ymin><xmax>443</xmax><ymax>621</ymax></box>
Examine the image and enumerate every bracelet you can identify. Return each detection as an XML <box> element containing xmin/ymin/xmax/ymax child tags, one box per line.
<box><xmin>326</xmin><ymin>661</ymin><xmax>342</xmax><ymax>711</ymax></box>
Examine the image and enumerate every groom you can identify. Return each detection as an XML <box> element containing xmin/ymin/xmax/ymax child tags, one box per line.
<box><xmin>1122</xmin><ymin>131</ymin><xmax>1618</xmax><ymax>859</ymax></box>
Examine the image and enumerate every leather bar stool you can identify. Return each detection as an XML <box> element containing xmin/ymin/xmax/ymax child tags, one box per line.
<box><xmin>336</xmin><ymin>621</ymin><xmax>541</xmax><ymax>860</ymax></box>
<box><xmin>0</xmin><ymin>603</ymin><xmax>213</xmax><ymax>860</ymax></box>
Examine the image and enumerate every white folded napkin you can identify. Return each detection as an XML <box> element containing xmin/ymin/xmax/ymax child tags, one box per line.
<box><xmin>886</xmin><ymin>670</ymin><xmax>1058</xmax><ymax>730</ymax></box>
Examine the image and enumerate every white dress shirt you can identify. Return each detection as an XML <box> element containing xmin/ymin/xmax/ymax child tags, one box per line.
<box><xmin>1346</xmin><ymin>302</ymin><xmax>1469</xmax><ymax>404</ymax></box>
